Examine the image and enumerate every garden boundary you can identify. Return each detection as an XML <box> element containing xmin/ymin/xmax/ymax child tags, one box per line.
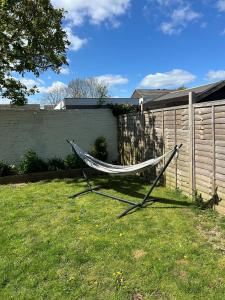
<box><xmin>0</xmin><ymin>108</ymin><xmax>118</xmax><ymax>164</ymax></box>
<box><xmin>118</xmin><ymin>96</ymin><xmax>225</xmax><ymax>214</ymax></box>
<box><xmin>0</xmin><ymin>168</ymin><xmax>99</xmax><ymax>185</ymax></box>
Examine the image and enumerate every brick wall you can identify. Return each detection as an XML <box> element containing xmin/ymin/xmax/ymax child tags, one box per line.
<box><xmin>0</xmin><ymin>108</ymin><xmax>118</xmax><ymax>164</ymax></box>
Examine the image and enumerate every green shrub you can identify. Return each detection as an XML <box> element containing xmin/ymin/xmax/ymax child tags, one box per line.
<box><xmin>64</xmin><ymin>153</ymin><xmax>85</xmax><ymax>169</ymax></box>
<box><xmin>109</xmin><ymin>103</ymin><xmax>138</xmax><ymax>117</ymax></box>
<box><xmin>0</xmin><ymin>161</ymin><xmax>13</xmax><ymax>177</ymax></box>
<box><xmin>194</xmin><ymin>190</ymin><xmax>204</xmax><ymax>209</ymax></box>
<box><xmin>90</xmin><ymin>136</ymin><xmax>108</xmax><ymax>162</ymax></box>
<box><xmin>19</xmin><ymin>150</ymin><xmax>48</xmax><ymax>174</ymax></box>
<box><xmin>48</xmin><ymin>157</ymin><xmax>65</xmax><ymax>171</ymax></box>
<box><xmin>194</xmin><ymin>188</ymin><xmax>221</xmax><ymax>210</ymax></box>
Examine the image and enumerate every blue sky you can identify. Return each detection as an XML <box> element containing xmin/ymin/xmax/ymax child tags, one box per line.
<box><xmin>14</xmin><ymin>0</ymin><xmax>225</xmax><ymax>102</ymax></box>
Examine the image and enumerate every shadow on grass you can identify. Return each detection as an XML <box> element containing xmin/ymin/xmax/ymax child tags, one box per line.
<box><xmin>148</xmin><ymin>197</ymin><xmax>193</xmax><ymax>207</ymax></box>
<box><xmin>118</xmin><ymin>198</ymin><xmax>193</xmax><ymax>218</ymax></box>
<box><xmin>64</xmin><ymin>174</ymin><xmax>193</xmax><ymax>217</ymax></box>
<box><xmin>65</xmin><ymin>174</ymin><xmax>146</xmax><ymax>199</ymax></box>
<box><xmin>105</xmin><ymin>176</ymin><xmax>146</xmax><ymax>199</ymax></box>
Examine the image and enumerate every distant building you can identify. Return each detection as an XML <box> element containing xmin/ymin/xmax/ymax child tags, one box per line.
<box><xmin>131</xmin><ymin>89</ymin><xmax>173</xmax><ymax>103</ymax></box>
<box><xmin>0</xmin><ymin>104</ymin><xmax>40</xmax><ymax>110</ymax></box>
<box><xmin>54</xmin><ymin>98</ymin><xmax>139</xmax><ymax>110</ymax></box>
<box><xmin>132</xmin><ymin>81</ymin><xmax>225</xmax><ymax>110</ymax></box>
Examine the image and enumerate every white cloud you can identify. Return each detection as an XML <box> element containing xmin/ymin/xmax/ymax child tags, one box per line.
<box><xmin>52</xmin><ymin>0</ymin><xmax>130</xmax><ymax>26</ymax></box>
<box><xmin>140</xmin><ymin>69</ymin><xmax>196</xmax><ymax>88</ymax></box>
<box><xmin>172</xmin><ymin>6</ymin><xmax>201</xmax><ymax>22</ymax></box>
<box><xmin>145</xmin><ymin>0</ymin><xmax>201</xmax><ymax>35</ymax></box>
<box><xmin>206</xmin><ymin>70</ymin><xmax>225</xmax><ymax>81</ymax></box>
<box><xmin>160</xmin><ymin>6</ymin><xmax>201</xmax><ymax>35</ymax></box>
<box><xmin>161</xmin><ymin>22</ymin><xmax>181</xmax><ymax>35</ymax></box>
<box><xmin>51</xmin><ymin>1</ymin><xmax>130</xmax><ymax>53</ymax></box>
<box><xmin>155</xmin><ymin>0</ymin><xmax>183</xmax><ymax>6</ymax></box>
<box><xmin>19</xmin><ymin>78</ymin><xmax>39</xmax><ymax>88</ymax></box>
<box><xmin>95</xmin><ymin>74</ymin><xmax>129</xmax><ymax>87</ymax></box>
<box><xmin>39</xmin><ymin>81</ymin><xmax>67</xmax><ymax>94</ymax></box>
<box><xmin>65</xmin><ymin>26</ymin><xmax>87</xmax><ymax>51</ymax></box>
<box><xmin>144</xmin><ymin>0</ymin><xmax>181</xmax><ymax>9</ymax></box>
<box><xmin>19</xmin><ymin>78</ymin><xmax>44</xmax><ymax>88</ymax></box>
<box><xmin>217</xmin><ymin>0</ymin><xmax>225</xmax><ymax>11</ymax></box>
<box><xmin>59</xmin><ymin>66</ymin><xmax>70</xmax><ymax>75</ymax></box>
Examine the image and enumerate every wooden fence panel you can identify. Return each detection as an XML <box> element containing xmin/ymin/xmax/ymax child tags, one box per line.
<box><xmin>194</xmin><ymin>106</ymin><xmax>214</xmax><ymax>200</ymax></box>
<box><xmin>175</xmin><ymin>107</ymin><xmax>190</xmax><ymax>195</ymax></box>
<box><xmin>215</xmin><ymin>104</ymin><xmax>225</xmax><ymax>203</ymax></box>
<box><xmin>118</xmin><ymin>99</ymin><xmax>225</xmax><ymax>213</ymax></box>
<box><xmin>164</xmin><ymin>109</ymin><xmax>176</xmax><ymax>188</ymax></box>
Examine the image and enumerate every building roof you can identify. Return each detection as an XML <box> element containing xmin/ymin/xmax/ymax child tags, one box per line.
<box><xmin>0</xmin><ymin>104</ymin><xmax>40</xmax><ymax>110</ymax></box>
<box><xmin>153</xmin><ymin>81</ymin><xmax>224</xmax><ymax>102</ymax></box>
<box><xmin>141</xmin><ymin>80</ymin><xmax>225</xmax><ymax>109</ymax></box>
<box><xmin>54</xmin><ymin>97</ymin><xmax>139</xmax><ymax>109</ymax></box>
<box><xmin>131</xmin><ymin>89</ymin><xmax>172</xmax><ymax>100</ymax></box>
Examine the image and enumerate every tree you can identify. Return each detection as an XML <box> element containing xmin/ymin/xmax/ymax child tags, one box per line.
<box><xmin>42</xmin><ymin>77</ymin><xmax>110</xmax><ymax>107</ymax></box>
<box><xmin>67</xmin><ymin>78</ymin><xmax>109</xmax><ymax>100</ymax></box>
<box><xmin>176</xmin><ymin>86</ymin><xmax>187</xmax><ymax>91</ymax></box>
<box><xmin>42</xmin><ymin>82</ymin><xmax>69</xmax><ymax>107</ymax></box>
<box><xmin>0</xmin><ymin>0</ymin><xmax>69</xmax><ymax>105</ymax></box>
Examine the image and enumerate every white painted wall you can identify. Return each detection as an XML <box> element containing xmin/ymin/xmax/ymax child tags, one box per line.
<box><xmin>0</xmin><ymin>109</ymin><xmax>118</xmax><ymax>164</ymax></box>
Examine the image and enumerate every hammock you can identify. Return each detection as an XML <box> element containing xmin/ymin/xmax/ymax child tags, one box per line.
<box><xmin>69</xmin><ymin>141</ymin><xmax>174</xmax><ymax>175</ymax></box>
<box><xmin>67</xmin><ymin>140</ymin><xmax>182</xmax><ymax>218</ymax></box>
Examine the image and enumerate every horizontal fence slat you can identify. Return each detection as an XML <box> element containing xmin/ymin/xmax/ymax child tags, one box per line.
<box><xmin>119</xmin><ymin>101</ymin><xmax>225</xmax><ymax>213</ymax></box>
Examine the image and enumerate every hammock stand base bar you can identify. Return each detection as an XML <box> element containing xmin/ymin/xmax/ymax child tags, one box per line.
<box><xmin>68</xmin><ymin>185</ymin><xmax>101</xmax><ymax>199</ymax></box>
<box><xmin>68</xmin><ymin>143</ymin><xmax>182</xmax><ymax>218</ymax></box>
<box><xmin>69</xmin><ymin>185</ymin><xmax>137</xmax><ymax>206</ymax></box>
<box><xmin>93</xmin><ymin>190</ymin><xmax>138</xmax><ymax>206</ymax></box>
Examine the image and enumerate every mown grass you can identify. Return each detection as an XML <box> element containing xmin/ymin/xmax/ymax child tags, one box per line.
<box><xmin>1</xmin><ymin>176</ymin><xmax>225</xmax><ymax>299</ymax></box>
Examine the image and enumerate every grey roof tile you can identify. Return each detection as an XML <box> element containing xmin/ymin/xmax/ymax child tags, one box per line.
<box><xmin>152</xmin><ymin>81</ymin><xmax>224</xmax><ymax>102</ymax></box>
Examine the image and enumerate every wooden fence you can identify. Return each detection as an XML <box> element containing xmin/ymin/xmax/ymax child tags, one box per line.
<box><xmin>118</xmin><ymin>97</ymin><xmax>225</xmax><ymax>214</ymax></box>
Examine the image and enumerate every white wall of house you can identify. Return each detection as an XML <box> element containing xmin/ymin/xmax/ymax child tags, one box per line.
<box><xmin>0</xmin><ymin>108</ymin><xmax>118</xmax><ymax>164</ymax></box>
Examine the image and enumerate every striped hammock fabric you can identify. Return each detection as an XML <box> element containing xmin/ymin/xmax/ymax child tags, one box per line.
<box><xmin>68</xmin><ymin>141</ymin><xmax>175</xmax><ymax>175</ymax></box>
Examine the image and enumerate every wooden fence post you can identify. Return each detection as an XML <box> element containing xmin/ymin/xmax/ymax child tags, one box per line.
<box><xmin>212</xmin><ymin>105</ymin><xmax>215</xmax><ymax>194</ymax></box>
<box><xmin>175</xmin><ymin>109</ymin><xmax>177</xmax><ymax>189</ymax></box>
<box><xmin>189</xmin><ymin>92</ymin><xmax>195</xmax><ymax>198</ymax></box>
<box><xmin>162</xmin><ymin>109</ymin><xmax>165</xmax><ymax>157</ymax></box>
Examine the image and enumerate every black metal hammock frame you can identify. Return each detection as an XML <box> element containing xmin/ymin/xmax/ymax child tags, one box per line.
<box><xmin>68</xmin><ymin>142</ymin><xmax>182</xmax><ymax>218</ymax></box>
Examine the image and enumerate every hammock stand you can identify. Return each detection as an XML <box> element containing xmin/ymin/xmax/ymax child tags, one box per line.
<box><xmin>67</xmin><ymin>141</ymin><xmax>182</xmax><ymax>218</ymax></box>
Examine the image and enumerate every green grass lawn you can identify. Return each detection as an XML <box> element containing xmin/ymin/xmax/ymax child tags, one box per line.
<box><xmin>1</xmin><ymin>176</ymin><xmax>225</xmax><ymax>299</ymax></box>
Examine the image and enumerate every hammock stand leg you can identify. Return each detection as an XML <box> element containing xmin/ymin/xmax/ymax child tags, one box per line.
<box><xmin>118</xmin><ymin>144</ymin><xmax>182</xmax><ymax>218</ymax></box>
<box><xmin>67</xmin><ymin>140</ymin><xmax>140</xmax><ymax>207</ymax></box>
<box><xmin>68</xmin><ymin>185</ymin><xmax>102</xmax><ymax>199</ymax></box>
<box><xmin>67</xmin><ymin>140</ymin><xmax>182</xmax><ymax>218</ymax></box>
<box><xmin>69</xmin><ymin>168</ymin><xmax>139</xmax><ymax>206</ymax></box>
<box><xmin>68</xmin><ymin>168</ymin><xmax>102</xmax><ymax>198</ymax></box>
<box><xmin>93</xmin><ymin>190</ymin><xmax>138</xmax><ymax>206</ymax></box>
